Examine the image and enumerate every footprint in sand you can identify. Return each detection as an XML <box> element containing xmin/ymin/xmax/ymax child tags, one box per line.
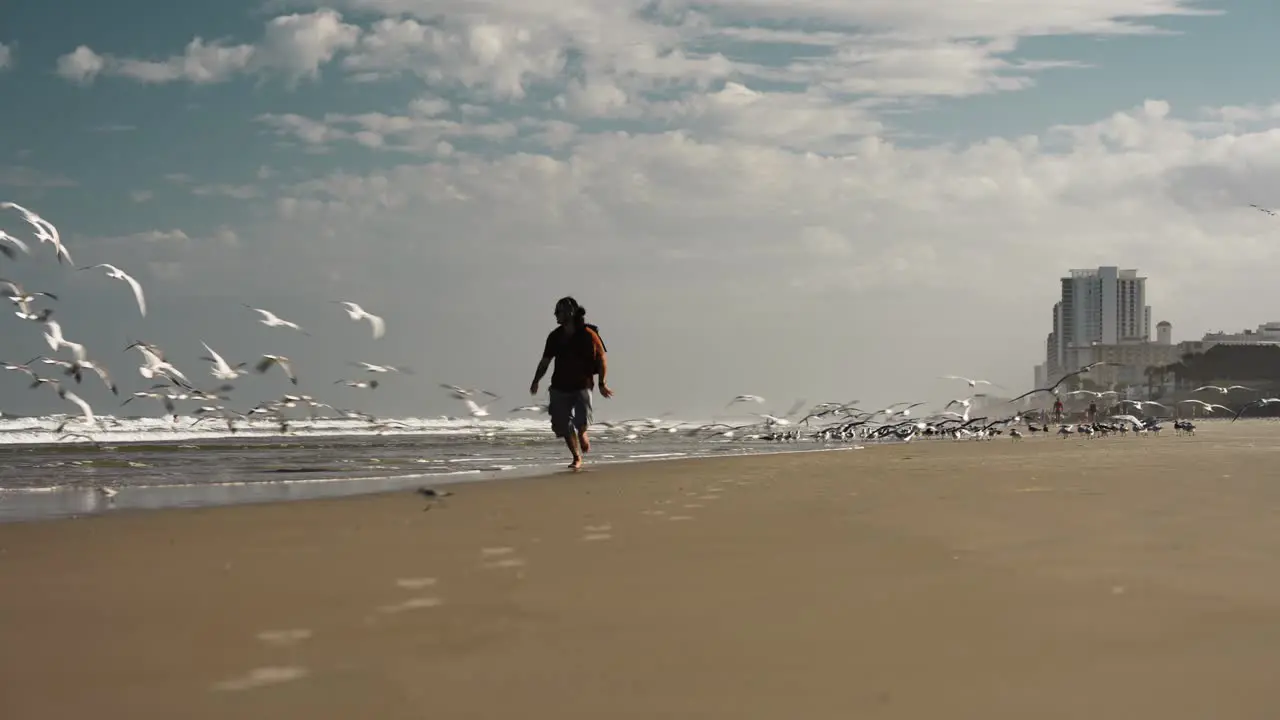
<box><xmin>640</xmin><ymin>509</ymin><xmax>666</xmax><ymax>516</ymax></box>
<box><xmin>480</xmin><ymin>547</ymin><xmax>527</xmax><ymax>569</ymax></box>
<box><xmin>581</xmin><ymin>523</ymin><xmax>613</xmax><ymax>541</ymax></box>
<box><xmin>694</xmin><ymin>495</ymin><xmax>720</xmax><ymax>501</ymax></box>
<box><xmin>378</xmin><ymin>596</ymin><xmax>444</xmax><ymax>614</ymax></box>
<box><xmin>213</xmin><ymin>666</ymin><xmax>309</xmax><ymax>692</ymax></box>
<box><xmin>256</xmin><ymin>629</ymin><xmax>313</xmax><ymax>647</ymax></box>
<box><xmin>683</xmin><ymin>503</ymin><xmax>703</xmax><ymax>509</ymax></box>
<box><xmin>668</xmin><ymin>515</ymin><xmax>695</xmax><ymax>521</ymax></box>
<box><xmin>395</xmin><ymin>577</ymin><xmax>437</xmax><ymax>590</ymax></box>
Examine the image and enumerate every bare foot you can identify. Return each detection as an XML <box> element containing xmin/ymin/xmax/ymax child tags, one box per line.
<box><xmin>568</xmin><ymin>456</ymin><xmax>583</xmax><ymax>470</ymax></box>
<box><xmin>578</xmin><ymin>431</ymin><xmax>590</xmax><ymax>454</ymax></box>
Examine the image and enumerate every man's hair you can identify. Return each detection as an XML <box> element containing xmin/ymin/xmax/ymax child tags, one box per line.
<box><xmin>557</xmin><ymin>296</ymin><xmax>587</xmax><ymax>327</ymax></box>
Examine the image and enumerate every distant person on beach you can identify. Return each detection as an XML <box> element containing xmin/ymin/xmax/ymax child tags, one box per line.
<box><xmin>530</xmin><ymin>296</ymin><xmax>613</xmax><ymax>470</ymax></box>
<box><xmin>1087</xmin><ymin>401</ymin><xmax>1098</xmax><ymax>423</ymax></box>
<box><xmin>1052</xmin><ymin>398</ymin><xmax>1064</xmax><ymax>422</ymax></box>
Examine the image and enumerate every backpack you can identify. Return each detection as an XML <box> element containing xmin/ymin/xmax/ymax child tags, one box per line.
<box><xmin>585</xmin><ymin>323</ymin><xmax>607</xmax><ymax>352</ymax></box>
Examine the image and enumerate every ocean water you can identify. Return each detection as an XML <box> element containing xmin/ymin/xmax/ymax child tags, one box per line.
<box><xmin>0</xmin><ymin>414</ymin><xmax>849</xmax><ymax>523</ymax></box>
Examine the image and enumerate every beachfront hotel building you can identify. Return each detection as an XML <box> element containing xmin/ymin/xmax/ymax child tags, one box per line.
<box><xmin>1198</xmin><ymin>322</ymin><xmax>1280</xmax><ymax>348</ymax></box>
<box><xmin>1033</xmin><ymin>266</ymin><xmax>1159</xmax><ymax>389</ymax></box>
<box><xmin>1025</xmin><ymin>264</ymin><xmax>1280</xmax><ymax>400</ymax></box>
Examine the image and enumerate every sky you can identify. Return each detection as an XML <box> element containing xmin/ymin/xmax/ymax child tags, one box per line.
<box><xmin>1</xmin><ymin>0</ymin><xmax>1278</xmax><ymax>421</ymax></box>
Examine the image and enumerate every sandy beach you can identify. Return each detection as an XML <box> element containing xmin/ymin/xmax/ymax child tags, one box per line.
<box><xmin>4</xmin><ymin>423</ymin><xmax>1280</xmax><ymax>718</ymax></box>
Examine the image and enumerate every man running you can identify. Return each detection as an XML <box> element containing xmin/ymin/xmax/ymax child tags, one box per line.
<box><xmin>530</xmin><ymin>296</ymin><xmax>613</xmax><ymax>469</ymax></box>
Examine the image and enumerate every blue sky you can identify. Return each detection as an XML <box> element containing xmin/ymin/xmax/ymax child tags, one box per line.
<box><xmin>2</xmin><ymin>0</ymin><xmax>1259</xmax><ymax>227</ymax></box>
<box><xmin>2</xmin><ymin>0</ymin><xmax>1280</xmax><ymax>419</ymax></box>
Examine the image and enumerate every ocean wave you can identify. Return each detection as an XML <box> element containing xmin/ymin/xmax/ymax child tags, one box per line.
<box><xmin>0</xmin><ymin>413</ymin><xmax>554</xmax><ymax>446</ymax></box>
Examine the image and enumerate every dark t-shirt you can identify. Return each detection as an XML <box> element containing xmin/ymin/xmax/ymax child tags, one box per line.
<box><xmin>543</xmin><ymin>326</ymin><xmax>606</xmax><ymax>391</ymax></box>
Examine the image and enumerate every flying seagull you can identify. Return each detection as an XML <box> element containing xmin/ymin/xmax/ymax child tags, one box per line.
<box><xmin>1007</xmin><ymin>362</ymin><xmax>1121</xmax><ymax>403</ymax></box>
<box><xmin>334</xmin><ymin>301</ymin><xmax>385</xmax><ymax>339</ymax></box>
<box><xmin>1</xmin><ymin>201</ymin><xmax>72</xmax><ymax>264</ymax></box>
<box><xmin>245</xmin><ymin>305</ymin><xmax>309</xmax><ymax>335</ymax></box>
<box><xmin>79</xmin><ymin>264</ymin><xmax>146</xmax><ymax>316</ymax></box>
<box><xmin>200</xmin><ymin>342</ymin><xmax>247</xmax><ymax>380</ymax></box>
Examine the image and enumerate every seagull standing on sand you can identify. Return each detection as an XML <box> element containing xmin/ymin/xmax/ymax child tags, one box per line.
<box><xmin>334</xmin><ymin>301</ymin><xmax>385</xmax><ymax>339</ymax></box>
<box><xmin>79</xmin><ymin>264</ymin><xmax>146</xmax><ymax>316</ymax></box>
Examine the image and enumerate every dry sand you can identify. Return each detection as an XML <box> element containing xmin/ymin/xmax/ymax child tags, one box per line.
<box><xmin>3</xmin><ymin>422</ymin><xmax>1280</xmax><ymax>718</ymax></box>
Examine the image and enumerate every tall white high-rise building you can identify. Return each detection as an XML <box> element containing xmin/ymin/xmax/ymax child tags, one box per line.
<box><xmin>1047</xmin><ymin>266</ymin><xmax>1151</xmax><ymax>376</ymax></box>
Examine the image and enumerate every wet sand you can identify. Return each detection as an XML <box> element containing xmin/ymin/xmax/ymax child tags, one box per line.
<box><xmin>3</xmin><ymin>422</ymin><xmax>1280</xmax><ymax>718</ymax></box>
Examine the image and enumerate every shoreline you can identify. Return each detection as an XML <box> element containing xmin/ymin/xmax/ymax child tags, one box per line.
<box><xmin>0</xmin><ymin>441</ymin><xmax>865</xmax><ymax>524</ymax></box>
<box><xmin>3</xmin><ymin>424</ymin><xmax>1279</xmax><ymax>718</ymax></box>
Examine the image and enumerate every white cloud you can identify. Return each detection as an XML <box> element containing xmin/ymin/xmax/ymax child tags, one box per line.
<box><xmin>56</xmin><ymin>46</ymin><xmax>106</xmax><ymax>85</ymax></box>
<box><xmin>114</xmin><ymin>38</ymin><xmax>255</xmax><ymax>84</ymax></box>
<box><xmin>58</xmin><ymin>0</ymin><xmax>1212</xmax><ymax>104</ymax></box>
<box><xmin>672</xmin><ymin>0</ymin><xmax>1219</xmax><ymax>39</ymax></box>
<box><xmin>191</xmin><ymin>183</ymin><xmax>263</xmax><ymax>200</ymax></box>
<box><xmin>240</xmin><ymin>100</ymin><xmax>1280</xmax><ymax>367</ymax></box>
<box><xmin>253</xmin><ymin>9</ymin><xmax>362</xmax><ymax>83</ymax></box>
<box><xmin>341</xmin><ymin>16</ymin><xmax>572</xmax><ymax>100</ymax></box>
<box><xmin>0</xmin><ymin>166</ymin><xmax>76</xmax><ymax>188</ymax></box>
<box><xmin>86</xmin><ymin>227</ymin><xmax>241</xmax><ymax>284</ymax></box>
<box><xmin>266</xmin><ymin>100</ymin><xmax>1266</xmax><ymax>277</ymax></box>
<box><xmin>39</xmin><ymin>0</ymin><xmax>1280</xmax><ymax>412</ymax></box>
<box><xmin>53</xmin><ymin>10</ymin><xmax>358</xmax><ymax>86</ymax></box>
<box><xmin>54</xmin><ymin>40</ymin><xmax>250</xmax><ymax>85</ymax></box>
<box><xmin>0</xmin><ymin>42</ymin><xmax>12</xmax><ymax>70</ymax></box>
<box><xmin>259</xmin><ymin>0</ymin><xmax>1215</xmax><ymax>104</ymax></box>
<box><xmin>641</xmin><ymin>82</ymin><xmax>883</xmax><ymax>152</ymax></box>
<box><xmin>255</xmin><ymin>101</ymin><xmax>519</xmax><ymax>154</ymax></box>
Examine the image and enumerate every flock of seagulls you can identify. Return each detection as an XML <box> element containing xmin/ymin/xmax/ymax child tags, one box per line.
<box><xmin>583</xmin><ymin>369</ymin><xmax>1278</xmax><ymax>446</ymax></box>
<box><xmin>0</xmin><ymin>201</ymin><xmax>503</xmax><ymax>438</ymax></box>
<box><xmin>3</xmin><ymin>201</ymin><xmax>1278</xmax><ymax>448</ymax></box>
